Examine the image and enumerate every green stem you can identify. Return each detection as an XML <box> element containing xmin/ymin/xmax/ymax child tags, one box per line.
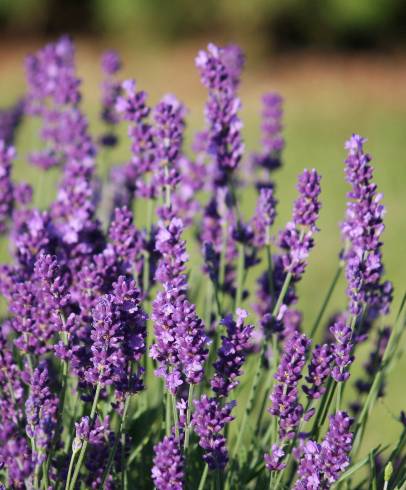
<box><xmin>172</xmin><ymin>394</ymin><xmax>179</xmax><ymax>438</ymax></box>
<box><xmin>64</xmin><ymin>452</ymin><xmax>77</xmax><ymax>490</ymax></box>
<box><xmin>198</xmin><ymin>464</ymin><xmax>209</xmax><ymax>490</ymax></box>
<box><xmin>100</xmin><ymin>395</ymin><xmax>131</xmax><ymax>489</ymax></box>
<box><xmin>218</xmin><ymin>221</ymin><xmax>228</xmax><ymax>311</ymax></box>
<box><xmin>309</xmin><ymin>264</ymin><xmax>342</xmax><ymax>339</ymax></box>
<box><xmin>68</xmin><ymin>383</ymin><xmax>102</xmax><ymax>490</ymax></box>
<box><xmin>183</xmin><ymin>384</ymin><xmax>194</xmax><ymax>451</ymax></box>
<box><xmin>234</xmin><ymin>242</ymin><xmax>245</xmax><ymax>310</ymax></box>
<box><xmin>164</xmin><ymin>163</ymin><xmax>171</xmax><ymax>208</ymax></box>
<box><xmin>265</xmin><ymin>239</ymin><xmax>275</xmax><ymax>300</ymax></box>
<box><xmin>165</xmin><ymin>391</ymin><xmax>171</xmax><ymax>436</ymax></box>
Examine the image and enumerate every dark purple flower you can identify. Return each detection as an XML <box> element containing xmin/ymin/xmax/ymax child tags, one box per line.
<box><xmin>264</xmin><ymin>444</ymin><xmax>287</xmax><ymax>472</ymax></box>
<box><xmin>295</xmin><ymin>412</ymin><xmax>353</xmax><ymax>488</ymax></box>
<box><xmin>116</xmin><ymin>79</ymin><xmax>149</xmax><ymax>123</ymax></box>
<box><xmin>342</xmin><ymin>134</ymin><xmax>393</xmax><ymax>316</ymax></box>
<box><xmin>251</xmin><ymin>92</ymin><xmax>284</xmax><ymax>171</ymax></box>
<box><xmin>192</xmin><ymin>395</ymin><xmax>235</xmax><ymax>470</ymax></box>
<box><xmin>152</xmin><ymin>432</ymin><xmax>184</xmax><ymax>490</ymax></box>
<box><xmin>0</xmin><ymin>99</ymin><xmax>24</xmax><ymax>145</ymax></box>
<box><xmin>293</xmin><ymin>169</ymin><xmax>321</xmax><ymax>231</ymax></box>
<box><xmin>211</xmin><ymin>309</ymin><xmax>253</xmax><ymax>397</ymax></box>
<box><xmin>252</xmin><ymin>187</ymin><xmax>277</xmax><ymax>248</ymax></box>
<box><xmin>0</xmin><ymin>142</ymin><xmax>16</xmax><ymax>233</ymax></box>
<box><xmin>303</xmin><ymin>343</ymin><xmax>333</xmax><ymax>400</ymax></box>
<box><xmin>101</xmin><ymin>50</ymin><xmax>122</xmax><ymax>75</ymax></box>
<box><xmin>278</xmin><ymin>169</ymin><xmax>321</xmax><ymax>281</ymax></box>
<box><xmin>108</xmin><ymin>206</ymin><xmax>144</xmax><ymax>278</ymax></box>
<box><xmin>85</xmin><ymin>277</ymin><xmax>147</xmax><ymax>396</ymax></box>
<box><xmin>269</xmin><ymin>331</ymin><xmax>311</xmax><ymax>440</ymax></box>
<box><xmin>196</xmin><ymin>43</ymin><xmax>244</xmax><ymax>183</ymax></box>
<box><xmin>330</xmin><ymin>318</ymin><xmax>354</xmax><ymax>382</ymax></box>
<box><xmin>154</xmin><ymin>217</ymin><xmax>188</xmax><ymax>294</ymax></box>
<box><xmin>25</xmin><ymin>362</ymin><xmax>58</xmax><ymax>466</ymax></box>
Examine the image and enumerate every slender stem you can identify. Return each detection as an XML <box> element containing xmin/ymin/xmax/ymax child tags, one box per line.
<box><xmin>198</xmin><ymin>464</ymin><xmax>209</xmax><ymax>490</ymax></box>
<box><xmin>183</xmin><ymin>384</ymin><xmax>194</xmax><ymax>451</ymax></box>
<box><xmin>172</xmin><ymin>394</ymin><xmax>179</xmax><ymax>439</ymax></box>
<box><xmin>165</xmin><ymin>391</ymin><xmax>171</xmax><ymax>436</ymax></box>
<box><xmin>218</xmin><ymin>221</ymin><xmax>228</xmax><ymax>311</ymax></box>
<box><xmin>234</xmin><ymin>242</ymin><xmax>245</xmax><ymax>310</ymax></box>
<box><xmin>100</xmin><ymin>395</ymin><xmax>131</xmax><ymax>489</ymax></box>
<box><xmin>265</xmin><ymin>240</ymin><xmax>275</xmax><ymax>300</ymax></box>
<box><xmin>65</xmin><ymin>451</ymin><xmax>77</xmax><ymax>490</ymax></box>
<box><xmin>309</xmin><ymin>264</ymin><xmax>342</xmax><ymax>338</ymax></box>
<box><xmin>164</xmin><ymin>163</ymin><xmax>171</xmax><ymax>208</ymax></box>
<box><xmin>68</xmin><ymin>383</ymin><xmax>102</xmax><ymax>490</ymax></box>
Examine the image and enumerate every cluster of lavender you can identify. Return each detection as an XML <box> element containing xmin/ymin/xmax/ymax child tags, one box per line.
<box><xmin>0</xmin><ymin>36</ymin><xmax>402</xmax><ymax>490</ymax></box>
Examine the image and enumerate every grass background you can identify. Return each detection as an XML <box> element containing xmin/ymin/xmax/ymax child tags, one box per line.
<box><xmin>0</xmin><ymin>39</ymin><xmax>405</xmax><ymax>464</ymax></box>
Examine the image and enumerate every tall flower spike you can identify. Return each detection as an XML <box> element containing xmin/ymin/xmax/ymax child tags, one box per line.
<box><xmin>0</xmin><ymin>142</ymin><xmax>16</xmax><ymax>234</ymax></box>
<box><xmin>196</xmin><ymin>43</ymin><xmax>244</xmax><ymax>185</ymax></box>
<box><xmin>85</xmin><ymin>277</ymin><xmax>147</xmax><ymax>396</ymax></box>
<box><xmin>252</xmin><ymin>187</ymin><xmax>277</xmax><ymax>248</ymax></box>
<box><xmin>330</xmin><ymin>317</ymin><xmax>354</xmax><ymax>383</ymax></box>
<box><xmin>303</xmin><ymin>343</ymin><xmax>333</xmax><ymax>400</ymax></box>
<box><xmin>192</xmin><ymin>395</ymin><xmax>235</xmax><ymax>470</ymax></box>
<box><xmin>294</xmin><ymin>411</ymin><xmax>353</xmax><ymax>488</ymax></box>
<box><xmin>341</xmin><ymin>134</ymin><xmax>392</xmax><ymax>316</ymax></box>
<box><xmin>278</xmin><ymin>169</ymin><xmax>321</xmax><ymax>281</ymax></box>
<box><xmin>251</xmin><ymin>92</ymin><xmax>284</xmax><ymax>172</ymax></box>
<box><xmin>152</xmin><ymin>431</ymin><xmax>184</xmax><ymax>490</ymax></box>
<box><xmin>25</xmin><ymin>362</ymin><xmax>58</xmax><ymax>467</ymax></box>
<box><xmin>211</xmin><ymin>309</ymin><xmax>254</xmax><ymax>397</ymax></box>
<box><xmin>269</xmin><ymin>331</ymin><xmax>311</xmax><ymax>440</ymax></box>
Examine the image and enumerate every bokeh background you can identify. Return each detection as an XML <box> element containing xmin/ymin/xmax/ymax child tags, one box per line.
<box><xmin>0</xmin><ymin>0</ymin><xmax>405</xmax><ymax>463</ymax></box>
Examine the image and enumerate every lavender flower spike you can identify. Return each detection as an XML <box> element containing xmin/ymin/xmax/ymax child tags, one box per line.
<box><xmin>211</xmin><ymin>308</ymin><xmax>254</xmax><ymax>397</ymax></box>
<box><xmin>152</xmin><ymin>431</ymin><xmax>184</xmax><ymax>490</ymax></box>
<box><xmin>251</xmin><ymin>92</ymin><xmax>284</xmax><ymax>171</ymax></box>
<box><xmin>294</xmin><ymin>411</ymin><xmax>353</xmax><ymax>488</ymax></box>
<box><xmin>279</xmin><ymin>169</ymin><xmax>321</xmax><ymax>280</ymax></box>
<box><xmin>25</xmin><ymin>362</ymin><xmax>58</xmax><ymax>466</ymax></box>
<box><xmin>342</xmin><ymin>134</ymin><xmax>392</xmax><ymax>316</ymax></box>
<box><xmin>330</xmin><ymin>317</ymin><xmax>354</xmax><ymax>382</ymax></box>
<box><xmin>192</xmin><ymin>395</ymin><xmax>235</xmax><ymax>470</ymax></box>
<box><xmin>269</xmin><ymin>331</ymin><xmax>311</xmax><ymax>440</ymax></box>
<box><xmin>252</xmin><ymin>187</ymin><xmax>277</xmax><ymax>248</ymax></box>
<box><xmin>303</xmin><ymin>343</ymin><xmax>333</xmax><ymax>400</ymax></box>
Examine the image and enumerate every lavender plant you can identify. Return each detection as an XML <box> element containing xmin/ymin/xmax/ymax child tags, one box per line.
<box><xmin>0</xmin><ymin>37</ymin><xmax>404</xmax><ymax>490</ymax></box>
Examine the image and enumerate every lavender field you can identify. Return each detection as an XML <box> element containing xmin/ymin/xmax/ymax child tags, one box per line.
<box><xmin>0</xmin><ymin>37</ymin><xmax>405</xmax><ymax>489</ymax></box>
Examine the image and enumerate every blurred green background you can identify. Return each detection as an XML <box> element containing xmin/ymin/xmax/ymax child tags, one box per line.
<box><xmin>0</xmin><ymin>0</ymin><xmax>405</xmax><ymax>468</ymax></box>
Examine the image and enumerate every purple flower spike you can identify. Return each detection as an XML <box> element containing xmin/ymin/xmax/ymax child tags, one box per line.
<box><xmin>116</xmin><ymin>79</ymin><xmax>149</xmax><ymax>123</ymax></box>
<box><xmin>278</xmin><ymin>169</ymin><xmax>321</xmax><ymax>280</ymax></box>
<box><xmin>303</xmin><ymin>343</ymin><xmax>333</xmax><ymax>400</ymax></box>
<box><xmin>293</xmin><ymin>169</ymin><xmax>322</xmax><ymax>231</ymax></box>
<box><xmin>295</xmin><ymin>411</ymin><xmax>353</xmax><ymax>488</ymax></box>
<box><xmin>252</xmin><ymin>187</ymin><xmax>277</xmax><ymax>248</ymax></box>
<box><xmin>269</xmin><ymin>331</ymin><xmax>311</xmax><ymax>440</ymax></box>
<box><xmin>252</xmin><ymin>92</ymin><xmax>284</xmax><ymax>171</ymax></box>
<box><xmin>192</xmin><ymin>395</ymin><xmax>235</xmax><ymax>470</ymax></box>
<box><xmin>211</xmin><ymin>309</ymin><xmax>254</xmax><ymax>397</ymax></box>
<box><xmin>152</xmin><ymin>432</ymin><xmax>184</xmax><ymax>490</ymax></box>
<box><xmin>342</xmin><ymin>134</ymin><xmax>393</xmax><ymax>316</ymax></box>
<box><xmin>264</xmin><ymin>444</ymin><xmax>287</xmax><ymax>472</ymax></box>
<box><xmin>25</xmin><ymin>362</ymin><xmax>58</xmax><ymax>466</ymax></box>
<box><xmin>0</xmin><ymin>142</ymin><xmax>16</xmax><ymax>233</ymax></box>
<box><xmin>86</xmin><ymin>277</ymin><xmax>147</xmax><ymax>396</ymax></box>
<box><xmin>101</xmin><ymin>50</ymin><xmax>122</xmax><ymax>75</ymax></box>
<box><xmin>330</xmin><ymin>318</ymin><xmax>354</xmax><ymax>382</ymax></box>
<box><xmin>196</xmin><ymin>43</ymin><xmax>244</xmax><ymax>183</ymax></box>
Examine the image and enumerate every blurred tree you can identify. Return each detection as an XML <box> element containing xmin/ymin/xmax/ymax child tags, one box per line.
<box><xmin>0</xmin><ymin>0</ymin><xmax>405</xmax><ymax>51</ymax></box>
